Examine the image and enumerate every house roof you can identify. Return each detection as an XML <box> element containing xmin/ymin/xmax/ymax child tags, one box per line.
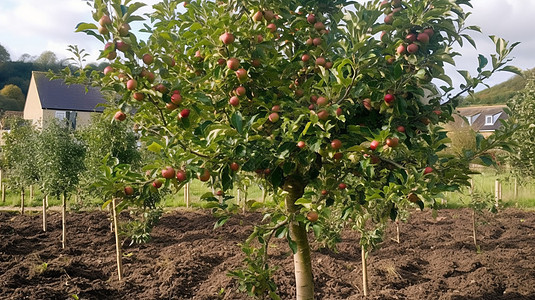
<box><xmin>456</xmin><ymin>105</ymin><xmax>508</xmax><ymax>131</ymax></box>
<box><xmin>33</xmin><ymin>71</ymin><xmax>106</xmax><ymax>112</ymax></box>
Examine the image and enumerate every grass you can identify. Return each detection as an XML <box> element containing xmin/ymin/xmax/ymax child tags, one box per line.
<box><xmin>2</xmin><ymin>171</ymin><xmax>535</xmax><ymax>211</ymax></box>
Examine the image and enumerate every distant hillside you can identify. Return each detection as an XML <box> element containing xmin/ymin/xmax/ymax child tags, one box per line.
<box><xmin>460</xmin><ymin>68</ymin><xmax>534</xmax><ymax>107</ymax></box>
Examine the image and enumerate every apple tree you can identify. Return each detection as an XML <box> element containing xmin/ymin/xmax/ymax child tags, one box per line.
<box><xmin>67</xmin><ymin>0</ymin><xmax>520</xmax><ymax>298</ymax></box>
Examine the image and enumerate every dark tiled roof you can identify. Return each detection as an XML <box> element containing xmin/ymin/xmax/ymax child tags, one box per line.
<box><xmin>456</xmin><ymin>105</ymin><xmax>508</xmax><ymax>131</ymax></box>
<box><xmin>33</xmin><ymin>71</ymin><xmax>106</xmax><ymax>112</ymax></box>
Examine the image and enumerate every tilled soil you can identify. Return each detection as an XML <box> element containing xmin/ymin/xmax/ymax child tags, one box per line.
<box><xmin>0</xmin><ymin>208</ymin><xmax>534</xmax><ymax>299</ymax></box>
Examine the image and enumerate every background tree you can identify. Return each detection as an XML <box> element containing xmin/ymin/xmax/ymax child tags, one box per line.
<box><xmin>507</xmin><ymin>74</ymin><xmax>535</xmax><ymax>177</ymax></box>
<box><xmin>67</xmin><ymin>0</ymin><xmax>520</xmax><ymax>298</ymax></box>
<box><xmin>0</xmin><ymin>84</ymin><xmax>25</xmax><ymax>101</ymax></box>
<box><xmin>0</xmin><ymin>44</ymin><xmax>10</xmax><ymax>62</ymax></box>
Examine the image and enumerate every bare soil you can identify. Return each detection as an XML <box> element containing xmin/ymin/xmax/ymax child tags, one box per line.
<box><xmin>1</xmin><ymin>208</ymin><xmax>534</xmax><ymax>299</ymax></box>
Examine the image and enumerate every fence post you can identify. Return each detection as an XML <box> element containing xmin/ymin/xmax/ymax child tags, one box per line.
<box><xmin>20</xmin><ymin>187</ymin><xmax>25</xmax><ymax>215</ymax></box>
<box><xmin>514</xmin><ymin>177</ymin><xmax>518</xmax><ymax>200</ymax></box>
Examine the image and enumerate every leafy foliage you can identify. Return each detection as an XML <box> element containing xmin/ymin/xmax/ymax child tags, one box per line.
<box><xmin>62</xmin><ymin>0</ymin><xmax>521</xmax><ymax>297</ymax></box>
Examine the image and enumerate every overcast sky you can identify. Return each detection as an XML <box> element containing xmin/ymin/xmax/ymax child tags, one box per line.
<box><xmin>0</xmin><ymin>0</ymin><xmax>533</xmax><ymax>90</ymax></box>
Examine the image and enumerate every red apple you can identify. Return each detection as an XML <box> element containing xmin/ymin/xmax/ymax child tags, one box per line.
<box><xmin>317</xmin><ymin>109</ymin><xmax>329</xmax><ymax>120</ymax></box>
<box><xmin>333</xmin><ymin>152</ymin><xmax>343</xmax><ymax>160</ymax></box>
<box><xmin>384</xmin><ymin>93</ymin><xmax>395</xmax><ymax>104</ymax></box>
<box><xmin>338</xmin><ymin>183</ymin><xmax>347</xmax><ymax>190</ymax></box>
<box><xmin>406</xmin><ymin>33</ymin><xmax>417</xmax><ymax>42</ymax></box>
<box><xmin>306</xmin><ymin>211</ymin><xmax>319</xmax><ymax>222</ymax></box>
<box><xmin>116</xmin><ymin>41</ymin><xmax>129</xmax><ymax>52</ymax></box>
<box><xmin>114</xmin><ymin>111</ymin><xmax>126</xmax><ymax>121</ymax></box>
<box><xmin>267</xmin><ymin>23</ymin><xmax>277</xmax><ymax>33</ymax></box>
<box><xmin>301</xmin><ymin>54</ymin><xmax>310</xmax><ymax>62</ymax></box>
<box><xmin>171</xmin><ymin>93</ymin><xmax>182</xmax><ymax>105</ymax></box>
<box><xmin>227</xmin><ymin>58</ymin><xmax>240</xmax><ymax>70</ymax></box>
<box><xmin>424</xmin><ymin>166</ymin><xmax>433</xmax><ymax>174</ymax></box>
<box><xmin>306</xmin><ymin>38</ymin><xmax>313</xmax><ymax>46</ymax></box>
<box><xmin>423</xmin><ymin>28</ymin><xmax>435</xmax><ymax>37</ymax></box>
<box><xmin>179</xmin><ymin>109</ymin><xmax>190</xmax><ymax>119</ymax></box>
<box><xmin>396</xmin><ymin>44</ymin><xmax>406</xmax><ymax>54</ymax></box>
<box><xmin>152</xmin><ymin>179</ymin><xmax>163</xmax><ymax>189</ymax></box>
<box><xmin>386</xmin><ymin>137</ymin><xmax>399</xmax><ymax>147</ymax></box>
<box><xmin>236</xmin><ymin>68</ymin><xmax>248</xmax><ymax>81</ymax></box>
<box><xmin>107</xmin><ymin>51</ymin><xmax>117</xmax><ymax>60</ymax></box>
<box><xmin>199</xmin><ymin>169</ymin><xmax>211</xmax><ymax>182</ymax></box>
<box><xmin>331</xmin><ymin>139</ymin><xmax>342</xmax><ymax>150</ymax></box>
<box><xmin>268</xmin><ymin>112</ymin><xmax>280</xmax><ymax>123</ymax></box>
<box><xmin>315</xmin><ymin>57</ymin><xmax>326</xmax><ymax>66</ymax></box>
<box><xmin>235</xmin><ymin>86</ymin><xmax>246</xmax><ymax>96</ymax></box>
<box><xmin>176</xmin><ymin>170</ymin><xmax>187</xmax><ymax>182</ymax></box>
<box><xmin>321</xmin><ymin>190</ymin><xmax>328</xmax><ymax>196</ymax></box>
<box><xmin>118</xmin><ymin>23</ymin><xmax>130</xmax><ymax>36</ymax></box>
<box><xmin>217</xmin><ymin>58</ymin><xmax>226</xmax><ymax>65</ymax></box>
<box><xmin>126</xmin><ymin>79</ymin><xmax>137</xmax><ymax>90</ymax></box>
<box><xmin>103</xmin><ymin>66</ymin><xmax>114</xmax><ymax>75</ymax></box>
<box><xmin>314</xmin><ymin>22</ymin><xmax>325</xmax><ymax>31</ymax></box>
<box><xmin>142</xmin><ymin>53</ymin><xmax>154</xmax><ymax>65</ymax></box>
<box><xmin>297</xmin><ymin>141</ymin><xmax>306</xmax><ymax>149</ymax></box>
<box><xmin>263</xmin><ymin>10</ymin><xmax>275</xmax><ymax>22</ymax></box>
<box><xmin>407</xmin><ymin>43</ymin><xmax>419</xmax><ymax>54</ymax></box>
<box><xmin>370</xmin><ymin>140</ymin><xmax>380</xmax><ymax>150</ymax></box>
<box><xmin>384</xmin><ymin>13</ymin><xmax>394</xmax><ymax>24</ymax></box>
<box><xmin>271</xmin><ymin>105</ymin><xmax>281</xmax><ymax>112</ymax></box>
<box><xmin>161</xmin><ymin>166</ymin><xmax>176</xmax><ymax>179</ymax></box>
<box><xmin>99</xmin><ymin>15</ymin><xmax>112</xmax><ymax>27</ymax></box>
<box><xmin>316</xmin><ymin>96</ymin><xmax>328</xmax><ymax>106</ymax></box>
<box><xmin>307</xmin><ymin>14</ymin><xmax>316</xmax><ymax>24</ymax></box>
<box><xmin>229</xmin><ymin>96</ymin><xmax>240</xmax><ymax>107</ymax></box>
<box><xmin>253</xmin><ymin>11</ymin><xmax>263</xmax><ymax>22</ymax></box>
<box><xmin>133</xmin><ymin>92</ymin><xmax>145</xmax><ymax>101</ymax></box>
<box><xmin>166</xmin><ymin>103</ymin><xmax>178</xmax><ymax>110</ymax></box>
<box><xmin>255</xmin><ymin>35</ymin><xmax>264</xmax><ymax>43</ymax></box>
<box><xmin>124</xmin><ymin>186</ymin><xmax>134</xmax><ymax>196</ymax></box>
<box><xmin>363</xmin><ymin>98</ymin><xmax>372</xmax><ymax>111</ymax></box>
<box><xmin>230</xmin><ymin>162</ymin><xmax>239</xmax><ymax>171</ymax></box>
<box><xmin>336</xmin><ymin>107</ymin><xmax>343</xmax><ymax>116</ymax></box>
<box><xmin>251</xmin><ymin>58</ymin><xmax>261</xmax><ymax>67</ymax></box>
<box><xmin>219</xmin><ymin>32</ymin><xmax>235</xmax><ymax>44</ymax></box>
<box><xmin>325</xmin><ymin>61</ymin><xmax>333</xmax><ymax>69</ymax></box>
<box><xmin>397</xmin><ymin>125</ymin><xmax>406</xmax><ymax>133</ymax></box>
<box><xmin>417</xmin><ymin>32</ymin><xmax>429</xmax><ymax>44</ymax></box>
<box><xmin>98</xmin><ymin>26</ymin><xmax>109</xmax><ymax>35</ymax></box>
<box><xmin>312</xmin><ymin>37</ymin><xmax>322</xmax><ymax>46</ymax></box>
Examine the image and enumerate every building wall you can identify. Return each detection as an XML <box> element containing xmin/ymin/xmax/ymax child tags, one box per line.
<box><xmin>23</xmin><ymin>76</ymin><xmax>44</xmax><ymax>128</ymax></box>
<box><xmin>42</xmin><ymin>109</ymin><xmax>98</xmax><ymax>129</ymax></box>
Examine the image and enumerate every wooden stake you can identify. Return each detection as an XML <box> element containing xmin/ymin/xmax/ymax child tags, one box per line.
<box><xmin>62</xmin><ymin>193</ymin><xmax>67</xmax><ymax>249</ymax></box>
<box><xmin>30</xmin><ymin>185</ymin><xmax>34</xmax><ymax>202</ymax></box>
<box><xmin>20</xmin><ymin>187</ymin><xmax>24</xmax><ymax>215</ymax></box>
<box><xmin>494</xmin><ymin>179</ymin><xmax>500</xmax><ymax>208</ymax></box>
<box><xmin>395</xmin><ymin>220</ymin><xmax>400</xmax><ymax>244</ymax></box>
<box><xmin>361</xmin><ymin>245</ymin><xmax>369</xmax><ymax>296</ymax></box>
<box><xmin>42</xmin><ymin>195</ymin><xmax>47</xmax><ymax>232</ymax></box>
<box><xmin>514</xmin><ymin>177</ymin><xmax>518</xmax><ymax>200</ymax></box>
<box><xmin>472</xmin><ymin>210</ymin><xmax>478</xmax><ymax>251</ymax></box>
<box><xmin>242</xmin><ymin>184</ymin><xmax>248</xmax><ymax>214</ymax></box>
<box><xmin>236</xmin><ymin>188</ymin><xmax>241</xmax><ymax>207</ymax></box>
<box><xmin>184</xmin><ymin>183</ymin><xmax>190</xmax><ymax>208</ymax></box>
<box><xmin>112</xmin><ymin>198</ymin><xmax>123</xmax><ymax>281</ymax></box>
<box><xmin>2</xmin><ymin>184</ymin><xmax>5</xmax><ymax>203</ymax></box>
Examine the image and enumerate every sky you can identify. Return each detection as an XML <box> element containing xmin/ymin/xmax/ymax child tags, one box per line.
<box><xmin>0</xmin><ymin>0</ymin><xmax>534</xmax><ymax>90</ymax></box>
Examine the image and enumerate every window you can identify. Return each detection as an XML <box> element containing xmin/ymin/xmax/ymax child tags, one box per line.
<box><xmin>55</xmin><ymin>111</ymin><xmax>66</xmax><ymax>121</ymax></box>
<box><xmin>485</xmin><ymin>115</ymin><xmax>493</xmax><ymax>125</ymax></box>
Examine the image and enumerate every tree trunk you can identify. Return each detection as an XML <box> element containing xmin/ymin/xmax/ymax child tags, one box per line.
<box><xmin>361</xmin><ymin>245</ymin><xmax>369</xmax><ymax>296</ymax></box>
<box><xmin>30</xmin><ymin>185</ymin><xmax>34</xmax><ymax>202</ymax></box>
<box><xmin>1</xmin><ymin>184</ymin><xmax>5</xmax><ymax>203</ymax></box>
<box><xmin>514</xmin><ymin>177</ymin><xmax>518</xmax><ymax>200</ymax></box>
<box><xmin>395</xmin><ymin>220</ymin><xmax>400</xmax><ymax>244</ymax></box>
<box><xmin>472</xmin><ymin>210</ymin><xmax>478</xmax><ymax>251</ymax></box>
<box><xmin>20</xmin><ymin>187</ymin><xmax>25</xmax><ymax>215</ymax></box>
<box><xmin>242</xmin><ymin>184</ymin><xmax>248</xmax><ymax>214</ymax></box>
<box><xmin>42</xmin><ymin>195</ymin><xmax>48</xmax><ymax>232</ymax></box>
<box><xmin>283</xmin><ymin>176</ymin><xmax>314</xmax><ymax>300</ymax></box>
<box><xmin>62</xmin><ymin>193</ymin><xmax>67</xmax><ymax>249</ymax></box>
<box><xmin>112</xmin><ymin>198</ymin><xmax>123</xmax><ymax>281</ymax></box>
<box><xmin>494</xmin><ymin>179</ymin><xmax>499</xmax><ymax>208</ymax></box>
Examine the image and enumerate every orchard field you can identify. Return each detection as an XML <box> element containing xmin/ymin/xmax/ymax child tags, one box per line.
<box><xmin>1</xmin><ymin>206</ymin><xmax>534</xmax><ymax>299</ymax></box>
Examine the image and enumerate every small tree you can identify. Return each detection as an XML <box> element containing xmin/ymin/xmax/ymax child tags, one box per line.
<box><xmin>65</xmin><ymin>0</ymin><xmax>520</xmax><ymax>298</ymax></box>
<box><xmin>37</xmin><ymin>120</ymin><xmax>86</xmax><ymax>248</ymax></box>
<box><xmin>2</xmin><ymin>118</ymin><xmax>40</xmax><ymax>213</ymax></box>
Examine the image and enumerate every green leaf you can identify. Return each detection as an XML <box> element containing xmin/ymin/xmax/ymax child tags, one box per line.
<box><xmin>270</xmin><ymin>167</ymin><xmax>284</xmax><ymax>188</ymax></box>
<box><xmin>287</xmin><ymin>236</ymin><xmax>297</xmax><ymax>254</ymax></box>
<box><xmin>499</xmin><ymin>66</ymin><xmax>523</xmax><ymax>76</ymax></box>
<box><xmin>214</xmin><ymin>216</ymin><xmax>229</xmax><ymax>228</ymax></box>
<box><xmin>230</xmin><ymin>112</ymin><xmax>243</xmax><ymax>134</ymax></box>
<box><xmin>75</xmin><ymin>22</ymin><xmax>98</xmax><ymax>32</ymax></box>
<box><xmin>294</xmin><ymin>198</ymin><xmax>311</xmax><ymax>205</ymax></box>
<box><xmin>147</xmin><ymin>142</ymin><xmax>163</xmax><ymax>153</ymax></box>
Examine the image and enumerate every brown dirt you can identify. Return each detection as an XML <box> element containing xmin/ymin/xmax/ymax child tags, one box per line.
<box><xmin>1</xmin><ymin>208</ymin><xmax>534</xmax><ymax>300</ymax></box>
